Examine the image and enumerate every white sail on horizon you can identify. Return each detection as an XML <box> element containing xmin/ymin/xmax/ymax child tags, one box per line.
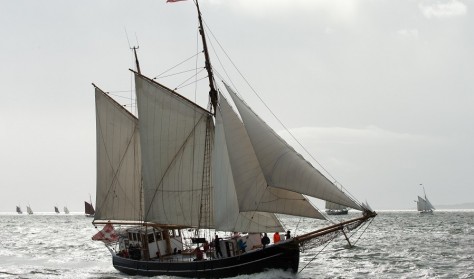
<box><xmin>417</xmin><ymin>195</ymin><xmax>435</xmax><ymax>212</ymax></box>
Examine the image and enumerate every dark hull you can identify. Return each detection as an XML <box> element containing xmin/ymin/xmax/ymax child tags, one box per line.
<box><xmin>112</xmin><ymin>240</ymin><xmax>299</xmax><ymax>278</ymax></box>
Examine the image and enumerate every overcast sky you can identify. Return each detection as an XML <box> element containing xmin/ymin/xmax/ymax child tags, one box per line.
<box><xmin>1</xmin><ymin>0</ymin><xmax>472</xmax><ymax>212</ymax></box>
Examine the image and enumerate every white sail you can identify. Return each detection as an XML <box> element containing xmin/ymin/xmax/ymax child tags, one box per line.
<box><xmin>214</xmin><ymin>104</ymin><xmax>284</xmax><ymax>232</ymax></box>
<box><xmin>64</xmin><ymin>207</ymin><xmax>70</xmax><ymax>214</ymax></box>
<box><xmin>95</xmin><ymin>87</ymin><xmax>143</xmax><ymax>221</ymax></box>
<box><xmin>417</xmin><ymin>196</ymin><xmax>434</xmax><ymax>212</ymax></box>
<box><xmin>425</xmin><ymin>196</ymin><xmax>435</xmax><ymax>210</ymax></box>
<box><xmin>216</xmin><ymin>93</ymin><xmax>325</xmax><ymax>220</ymax></box>
<box><xmin>224</xmin><ymin>84</ymin><xmax>362</xmax><ymax>211</ymax></box>
<box><xmin>135</xmin><ymin>74</ymin><xmax>213</xmax><ymax>228</ymax></box>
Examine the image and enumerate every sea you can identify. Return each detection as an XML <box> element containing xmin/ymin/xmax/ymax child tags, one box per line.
<box><xmin>0</xmin><ymin>210</ymin><xmax>473</xmax><ymax>279</ymax></box>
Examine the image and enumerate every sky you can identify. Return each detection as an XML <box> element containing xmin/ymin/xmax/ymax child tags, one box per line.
<box><xmin>0</xmin><ymin>0</ymin><xmax>473</xmax><ymax>212</ymax></box>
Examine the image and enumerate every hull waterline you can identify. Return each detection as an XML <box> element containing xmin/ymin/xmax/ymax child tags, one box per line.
<box><xmin>112</xmin><ymin>240</ymin><xmax>299</xmax><ymax>278</ymax></box>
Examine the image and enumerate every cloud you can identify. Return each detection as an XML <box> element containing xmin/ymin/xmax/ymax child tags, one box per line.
<box><xmin>419</xmin><ymin>0</ymin><xmax>467</xmax><ymax>19</ymax></box>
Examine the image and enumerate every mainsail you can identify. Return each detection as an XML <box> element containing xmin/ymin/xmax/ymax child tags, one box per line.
<box><xmin>135</xmin><ymin>74</ymin><xmax>213</xmax><ymax>228</ymax></box>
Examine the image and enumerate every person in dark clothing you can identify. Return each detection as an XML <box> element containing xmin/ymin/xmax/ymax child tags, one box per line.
<box><xmin>285</xmin><ymin>230</ymin><xmax>291</xmax><ymax>240</ymax></box>
<box><xmin>214</xmin><ymin>234</ymin><xmax>223</xmax><ymax>258</ymax></box>
<box><xmin>261</xmin><ymin>233</ymin><xmax>270</xmax><ymax>248</ymax></box>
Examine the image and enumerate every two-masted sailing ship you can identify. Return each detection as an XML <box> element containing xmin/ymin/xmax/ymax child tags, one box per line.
<box><xmin>91</xmin><ymin>1</ymin><xmax>376</xmax><ymax>277</ymax></box>
<box><xmin>416</xmin><ymin>185</ymin><xmax>435</xmax><ymax>214</ymax></box>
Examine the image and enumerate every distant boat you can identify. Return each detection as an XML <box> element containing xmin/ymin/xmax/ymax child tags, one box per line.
<box><xmin>64</xmin><ymin>206</ymin><xmax>70</xmax><ymax>214</ymax></box>
<box><xmin>325</xmin><ymin>201</ymin><xmax>349</xmax><ymax>215</ymax></box>
<box><xmin>416</xmin><ymin>184</ymin><xmax>435</xmax><ymax>214</ymax></box>
<box><xmin>27</xmin><ymin>205</ymin><xmax>33</xmax><ymax>215</ymax></box>
<box><xmin>84</xmin><ymin>200</ymin><xmax>95</xmax><ymax>217</ymax></box>
<box><xmin>54</xmin><ymin>206</ymin><xmax>60</xmax><ymax>214</ymax></box>
<box><xmin>16</xmin><ymin>206</ymin><xmax>22</xmax><ymax>214</ymax></box>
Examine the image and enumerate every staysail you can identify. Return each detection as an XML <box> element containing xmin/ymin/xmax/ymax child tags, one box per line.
<box><xmin>94</xmin><ymin>87</ymin><xmax>143</xmax><ymax>222</ymax></box>
<box><xmin>215</xmin><ymin>93</ymin><xmax>325</xmax><ymax>220</ymax></box>
<box><xmin>224</xmin><ymin>84</ymin><xmax>362</xmax><ymax>211</ymax></box>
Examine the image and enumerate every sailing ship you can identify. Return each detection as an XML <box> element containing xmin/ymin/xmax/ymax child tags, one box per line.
<box><xmin>27</xmin><ymin>205</ymin><xmax>34</xmax><ymax>215</ymax></box>
<box><xmin>85</xmin><ymin>198</ymin><xmax>95</xmax><ymax>217</ymax></box>
<box><xmin>16</xmin><ymin>206</ymin><xmax>22</xmax><ymax>214</ymax></box>
<box><xmin>325</xmin><ymin>201</ymin><xmax>349</xmax><ymax>215</ymax></box>
<box><xmin>64</xmin><ymin>206</ymin><xmax>70</xmax><ymax>214</ymax></box>
<box><xmin>54</xmin><ymin>206</ymin><xmax>60</xmax><ymax>214</ymax></box>
<box><xmin>91</xmin><ymin>1</ymin><xmax>376</xmax><ymax>277</ymax></box>
<box><xmin>416</xmin><ymin>184</ymin><xmax>435</xmax><ymax>214</ymax></box>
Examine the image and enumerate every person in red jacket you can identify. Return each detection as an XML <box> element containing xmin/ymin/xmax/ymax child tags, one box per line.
<box><xmin>273</xmin><ymin>232</ymin><xmax>281</xmax><ymax>243</ymax></box>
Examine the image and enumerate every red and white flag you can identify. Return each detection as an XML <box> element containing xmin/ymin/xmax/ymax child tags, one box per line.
<box><xmin>92</xmin><ymin>223</ymin><xmax>119</xmax><ymax>243</ymax></box>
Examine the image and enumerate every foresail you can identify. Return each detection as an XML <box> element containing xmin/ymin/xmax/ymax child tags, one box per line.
<box><xmin>224</xmin><ymin>84</ymin><xmax>362</xmax><ymax>211</ymax></box>
<box><xmin>425</xmin><ymin>196</ymin><xmax>435</xmax><ymax>210</ymax></box>
<box><xmin>216</xmin><ymin>93</ymin><xmax>325</xmax><ymax>220</ymax></box>
<box><xmin>135</xmin><ymin>73</ymin><xmax>214</xmax><ymax>228</ymax></box>
<box><xmin>214</xmin><ymin>106</ymin><xmax>284</xmax><ymax>232</ymax></box>
<box><xmin>95</xmin><ymin>87</ymin><xmax>143</xmax><ymax>221</ymax></box>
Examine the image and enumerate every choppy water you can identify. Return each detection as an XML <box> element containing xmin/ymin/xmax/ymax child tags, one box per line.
<box><xmin>0</xmin><ymin>211</ymin><xmax>473</xmax><ymax>278</ymax></box>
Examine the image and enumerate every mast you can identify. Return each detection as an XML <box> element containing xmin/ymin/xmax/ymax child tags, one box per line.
<box><xmin>194</xmin><ymin>0</ymin><xmax>218</xmax><ymax>114</ymax></box>
<box><xmin>131</xmin><ymin>46</ymin><xmax>141</xmax><ymax>75</ymax></box>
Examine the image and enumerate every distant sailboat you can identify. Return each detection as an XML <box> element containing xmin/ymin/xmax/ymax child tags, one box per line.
<box><xmin>16</xmin><ymin>206</ymin><xmax>22</xmax><ymax>214</ymax></box>
<box><xmin>416</xmin><ymin>184</ymin><xmax>435</xmax><ymax>214</ymax></box>
<box><xmin>84</xmin><ymin>199</ymin><xmax>95</xmax><ymax>217</ymax></box>
<box><xmin>64</xmin><ymin>206</ymin><xmax>70</xmax><ymax>214</ymax></box>
<box><xmin>54</xmin><ymin>206</ymin><xmax>60</xmax><ymax>214</ymax></box>
<box><xmin>27</xmin><ymin>205</ymin><xmax>33</xmax><ymax>215</ymax></box>
<box><xmin>325</xmin><ymin>201</ymin><xmax>349</xmax><ymax>215</ymax></box>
